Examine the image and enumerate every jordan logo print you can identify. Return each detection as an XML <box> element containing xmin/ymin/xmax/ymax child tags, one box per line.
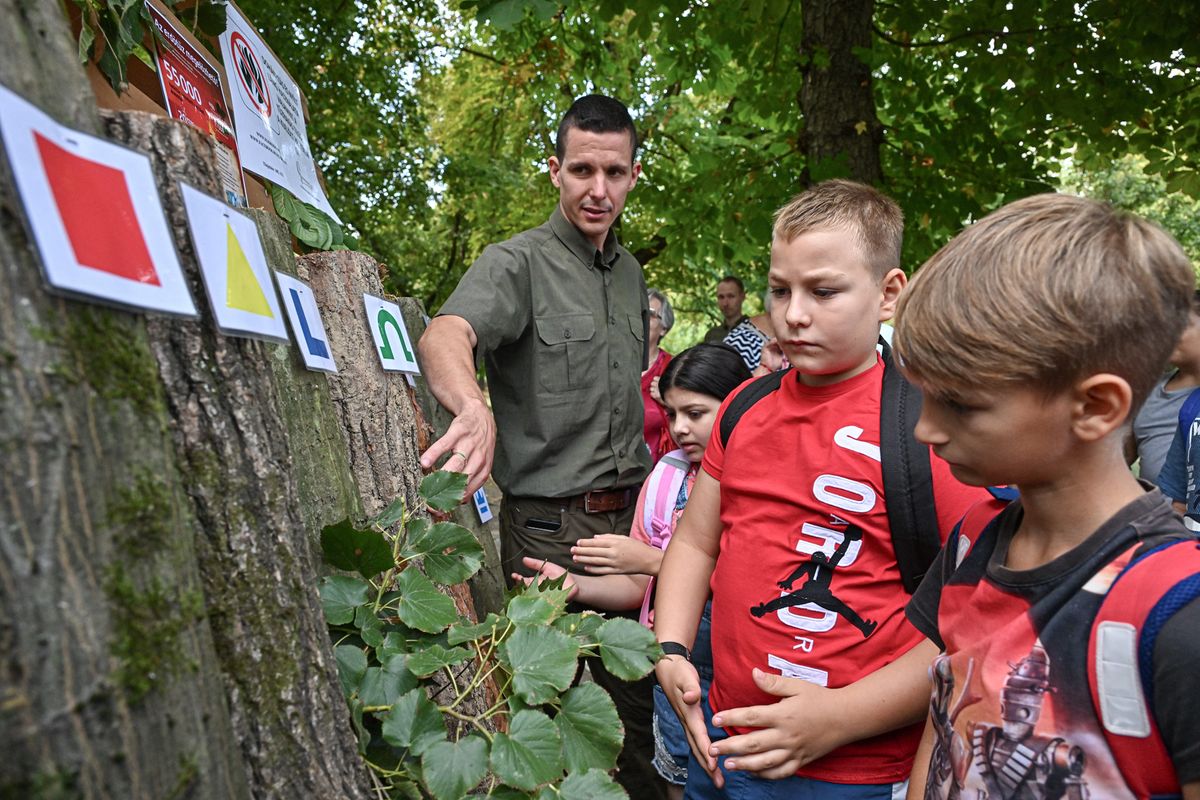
<box><xmin>751</xmin><ymin>524</ymin><xmax>878</xmax><ymax>637</ymax></box>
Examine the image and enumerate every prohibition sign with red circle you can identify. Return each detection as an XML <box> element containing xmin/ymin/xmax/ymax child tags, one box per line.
<box><xmin>230</xmin><ymin>31</ymin><xmax>271</xmax><ymax>120</ymax></box>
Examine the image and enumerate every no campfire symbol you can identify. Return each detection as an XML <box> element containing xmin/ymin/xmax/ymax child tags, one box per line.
<box><xmin>229</xmin><ymin>31</ymin><xmax>270</xmax><ymax>120</ymax></box>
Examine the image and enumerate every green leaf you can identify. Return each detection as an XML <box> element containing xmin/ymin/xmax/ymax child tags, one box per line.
<box><xmin>269</xmin><ymin>183</ymin><xmax>336</xmax><ymax>250</ymax></box>
<box><xmin>195</xmin><ymin>2</ymin><xmax>228</xmax><ymax>37</ymax></box>
<box><xmin>320</xmin><ymin>575</ymin><xmax>370</xmax><ymax>625</ymax></box>
<box><xmin>358</xmin><ymin>654</ymin><xmax>418</xmax><ymax>708</ymax></box>
<box><xmin>354</xmin><ymin>604</ymin><xmax>384</xmax><ymax>647</ymax></box>
<box><xmin>558</xmin><ymin>769</ymin><xmax>628</xmax><ymax>799</ymax></box>
<box><xmin>420</xmin><ymin>471</ymin><xmax>468</xmax><ymax>511</ymax></box>
<box><xmin>374</xmin><ymin>497</ymin><xmax>407</xmax><ymax>529</ymax></box>
<box><xmin>553</xmin><ymin>611</ymin><xmax>605</xmax><ymax>645</ymax></box>
<box><xmin>394</xmin><ymin>568</ymin><xmax>459</xmax><ymax>633</ymax></box>
<box><xmin>132</xmin><ymin>43</ymin><xmax>154</xmax><ymax>69</ymax></box>
<box><xmin>596</xmin><ymin>617</ymin><xmax>660</xmax><ymax>681</ymax></box>
<box><xmin>334</xmin><ymin>645</ymin><xmax>367</xmax><ymax>697</ymax></box>
<box><xmin>348</xmin><ymin>697</ymin><xmax>368</xmax><ymax>753</ymax></box>
<box><xmin>381</xmin><ymin>688</ymin><xmax>446</xmax><ymax>755</ymax></box>
<box><xmin>447</xmin><ymin>612</ymin><xmax>506</xmax><ymax>645</ymax></box>
<box><xmin>406</xmin><ymin>521</ymin><xmax>485</xmax><ymax>585</ymax></box>
<box><xmin>420</xmin><ymin>736</ymin><xmax>488</xmax><ymax>799</ymax></box>
<box><xmin>406</xmin><ymin>643</ymin><xmax>473</xmax><ymax>677</ymax></box>
<box><xmin>506</xmin><ymin>594</ymin><xmax>558</xmax><ymax>626</ymax></box>
<box><xmin>555</xmin><ymin>683</ymin><xmax>623</xmax><ymax>773</ymax></box>
<box><xmin>489</xmin><ymin>710</ymin><xmax>563</xmax><ymax>790</ymax></box>
<box><xmin>499</xmin><ymin>626</ymin><xmax>578</xmax><ymax>704</ymax></box>
<box><xmin>321</xmin><ymin>518</ymin><xmax>395</xmax><ymax>578</ymax></box>
<box><xmin>77</xmin><ymin>24</ymin><xmax>95</xmax><ymax>64</ymax></box>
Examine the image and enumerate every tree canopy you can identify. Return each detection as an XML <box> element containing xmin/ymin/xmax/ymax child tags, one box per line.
<box><xmin>240</xmin><ymin>0</ymin><xmax>1200</xmax><ymax>336</ymax></box>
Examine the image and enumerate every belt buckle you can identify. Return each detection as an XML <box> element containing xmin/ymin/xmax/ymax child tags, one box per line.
<box><xmin>583</xmin><ymin>490</ymin><xmax>602</xmax><ymax>514</ymax></box>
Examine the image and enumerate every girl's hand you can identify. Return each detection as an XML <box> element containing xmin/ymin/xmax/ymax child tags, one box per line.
<box><xmin>649</xmin><ymin>375</ymin><xmax>664</xmax><ymax>404</ymax></box>
<box><xmin>512</xmin><ymin>557</ymin><xmax>579</xmax><ymax>601</ymax></box>
<box><xmin>572</xmin><ymin>534</ymin><xmax>662</xmax><ymax>575</ymax></box>
<box><xmin>655</xmin><ymin>655</ymin><xmax>720</xmax><ymax>787</ymax></box>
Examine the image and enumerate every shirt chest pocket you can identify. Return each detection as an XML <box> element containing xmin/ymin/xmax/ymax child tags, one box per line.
<box><xmin>534</xmin><ymin>313</ymin><xmax>600</xmax><ymax>394</ymax></box>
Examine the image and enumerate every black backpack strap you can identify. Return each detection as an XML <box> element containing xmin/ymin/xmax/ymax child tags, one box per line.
<box><xmin>718</xmin><ymin>368</ymin><xmax>789</xmax><ymax>448</ymax></box>
<box><xmin>878</xmin><ymin>336</ymin><xmax>940</xmax><ymax>593</ymax></box>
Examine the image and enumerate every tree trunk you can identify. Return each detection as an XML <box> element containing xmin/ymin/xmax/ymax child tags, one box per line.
<box><xmin>799</xmin><ymin>0</ymin><xmax>884</xmax><ymax>186</ymax></box>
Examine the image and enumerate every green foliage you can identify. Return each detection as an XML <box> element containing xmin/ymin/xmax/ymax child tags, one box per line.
<box><xmin>73</xmin><ymin>0</ymin><xmax>227</xmax><ymax>93</ymax></box>
<box><xmin>268</xmin><ymin>183</ymin><xmax>358</xmax><ymax>253</ymax></box>
<box><xmin>320</xmin><ymin>472</ymin><xmax>659</xmax><ymax>797</ymax></box>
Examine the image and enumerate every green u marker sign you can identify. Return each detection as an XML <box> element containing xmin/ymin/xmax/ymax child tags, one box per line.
<box><xmin>363</xmin><ymin>293</ymin><xmax>420</xmax><ymax>373</ymax></box>
<box><xmin>377</xmin><ymin>308</ymin><xmax>413</xmax><ymax>361</ymax></box>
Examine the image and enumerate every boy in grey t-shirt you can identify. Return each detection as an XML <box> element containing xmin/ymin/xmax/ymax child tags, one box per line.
<box><xmin>1130</xmin><ymin>290</ymin><xmax>1200</xmax><ymax>482</ymax></box>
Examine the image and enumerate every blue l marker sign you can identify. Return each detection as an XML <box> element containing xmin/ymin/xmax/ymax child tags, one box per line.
<box><xmin>289</xmin><ymin>288</ymin><xmax>330</xmax><ymax>357</ymax></box>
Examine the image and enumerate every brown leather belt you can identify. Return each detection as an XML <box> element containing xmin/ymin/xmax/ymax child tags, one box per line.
<box><xmin>568</xmin><ymin>488</ymin><xmax>633</xmax><ymax>514</ymax></box>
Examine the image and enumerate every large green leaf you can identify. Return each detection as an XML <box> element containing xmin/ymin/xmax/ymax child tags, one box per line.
<box><xmin>555</xmin><ymin>683</ymin><xmax>622</xmax><ymax>774</ymax></box>
<box><xmin>354</xmin><ymin>604</ymin><xmax>384</xmax><ymax>648</ymax></box>
<box><xmin>320</xmin><ymin>575</ymin><xmax>370</xmax><ymax>625</ymax></box>
<box><xmin>489</xmin><ymin>710</ymin><xmax>563</xmax><ymax>790</ymax></box>
<box><xmin>419</xmin><ymin>471</ymin><xmax>468</xmax><ymax>511</ymax></box>
<box><xmin>595</xmin><ymin>617</ymin><xmax>660</xmax><ymax>680</ymax></box>
<box><xmin>320</xmin><ymin>518</ymin><xmax>394</xmax><ymax>578</ymax></box>
<box><xmin>334</xmin><ymin>645</ymin><xmax>367</xmax><ymax>697</ymax></box>
<box><xmin>381</xmin><ymin>688</ymin><xmax>446</xmax><ymax>755</ymax></box>
<box><xmin>405</xmin><ymin>521</ymin><xmax>484</xmax><ymax>585</ymax></box>
<box><xmin>394</xmin><ymin>568</ymin><xmax>459</xmax><ymax>633</ymax></box>
<box><xmin>406</xmin><ymin>643</ymin><xmax>473</xmax><ymax>677</ymax></box>
<box><xmin>499</xmin><ymin>626</ymin><xmax>578</xmax><ymax>704</ymax></box>
<box><xmin>557</xmin><ymin>769</ymin><xmax>627</xmax><ymax>799</ymax></box>
<box><xmin>359</xmin><ymin>654</ymin><xmax>418</xmax><ymax>708</ymax></box>
<box><xmin>553</xmin><ymin>611</ymin><xmax>606</xmax><ymax>646</ymax></box>
<box><xmin>421</xmin><ymin>736</ymin><xmax>488</xmax><ymax>799</ymax></box>
<box><xmin>506</xmin><ymin>594</ymin><xmax>558</xmax><ymax>626</ymax></box>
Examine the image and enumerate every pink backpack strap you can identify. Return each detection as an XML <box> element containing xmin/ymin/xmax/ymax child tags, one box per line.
<box><xmin>1087</xmin><ymin>538</ymin><xmax>1200</xmax><ymax>798</ymax></box>
<box><xmin>638</xmin><ymin>450</ymin><xmax>690</xmax><ymax>627</ymax></box>
<box><xmin>642</xmin><ymin>450</ymin><xmax>690</xmax><ymax>549</ymax></box>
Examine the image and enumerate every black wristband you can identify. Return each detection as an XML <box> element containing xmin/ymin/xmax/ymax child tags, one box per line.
<box><xmin>659</xmin><ymin>641</ymin><xmax>691</xmax><ymax>661</ymax></box>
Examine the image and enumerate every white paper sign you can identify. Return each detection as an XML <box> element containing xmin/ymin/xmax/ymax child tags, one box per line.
<box><xmin>219</xmin><ymin>2</ymin><xmax>341</xmax><ymax>223</ymax></box>
<box><xmin>179</xmin><ymin>183</ymin><xmax>287</xmax><ymax>341</ymax></box>
<box><xmin>275</xmin><ymin>271</ymin><xmax>337</xmax><ymax>372</ymax></box>
<box><xmin>473</xmin><ymin>488</ymin><xmax>494</xmax><ymax>524</ymax></box>
<box><xmin>0</xmin><ymin>84</ymin><xmax>196</xmax><ymax>316</ymax></box>
<box><xmin>363</xmin><ymin>293</ymin><xmax>420</xmax><ymax>373</ymax></box>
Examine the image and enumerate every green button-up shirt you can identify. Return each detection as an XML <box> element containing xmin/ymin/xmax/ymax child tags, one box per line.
<box><xmin>438</xmin><ymin>206</ymin><xmax>651</xmax><ymax>498</ymax></box>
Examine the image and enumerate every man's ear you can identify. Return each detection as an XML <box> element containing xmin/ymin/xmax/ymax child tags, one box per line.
<box><xmin>879</xmin><ymin>268</ymin><xmax>907</xmax><ymax>321</ymax></box>
<box><xmin>1072</xmin><ymin>374</ymin><xmax>1133</xmax><ymax>442</ymax></box>
<box><xmin>548</xmin><ymin>156</ymin><xmax>562</xmax><ymax>188</ymax></box>
<box><xmin>629</xmin><ymin>161</ymin><xmax>641</xmax><ymax>188</ymax></box>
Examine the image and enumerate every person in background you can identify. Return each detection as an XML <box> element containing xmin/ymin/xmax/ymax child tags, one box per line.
<box><xmin>723</xmin><ymin>292</ymin><xmax>773</xmax><ymax>372</ymax></box>
<box><xmin>703</xmin><ymin>276</ymin><xmax>748</xmax><ymax>343</ymax></box>
<box><xmin>1128</xmin><ymin>289</ymin><xmax>1200</xmax><ymax>482</ymax></box>
<box><xmin>417</xmin><ymin>93</ymin><xmax>661</xmax><ymax>799</ymax></box>
<box><xmin>518</xmin><ymin>343</ymin><xmax>751</xmax><ymax>800</ymax></box>
<box><xmin>644</xmin><ymin>288</ymin><xmax>675</xmax><ymax>462</ymax></box>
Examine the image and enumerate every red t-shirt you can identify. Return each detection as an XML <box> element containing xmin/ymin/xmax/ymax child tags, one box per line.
<box><xmin>702</xmin><ymin>359</ymin><xmax>989</xmax><ymax>783</ymax></box>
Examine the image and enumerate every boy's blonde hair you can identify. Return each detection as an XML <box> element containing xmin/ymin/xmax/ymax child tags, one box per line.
<box><xmin>894</xmin><ymin>193</ymin><xmax>1194</xmax><ymax>408</ymax></box>
<box><xmin>772</xmin><ymin>179</ymin><xmax>903</xmax><ymax>280</ymax></box>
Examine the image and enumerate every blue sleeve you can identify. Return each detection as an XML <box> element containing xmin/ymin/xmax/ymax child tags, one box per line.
<box><xmin>1157</xmin><ymin>389</ymin><xmax>1200</xmax><ymax>501</ymax></box>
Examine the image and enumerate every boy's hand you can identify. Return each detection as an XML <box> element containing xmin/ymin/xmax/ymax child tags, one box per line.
<box><xmin>654</xmin><ymin>655</ymin><xmax>721</xmax><ymax>787</ymax></box>
<box><xmin>512</xmin><ymin>557</ymin><xmax>579</xmax><ymax>601</ymax></box>
<box><xmin>572</xmin><ymin>534</ymin><xmax>658</xmax><ymax>575</ymax></box>
<box><xmin>708</xmin><ymin>668</ymin><xmax>844</xmax><ymax>778</ymax></box>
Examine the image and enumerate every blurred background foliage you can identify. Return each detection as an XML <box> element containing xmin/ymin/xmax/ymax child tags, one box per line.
<box><xmin>238</xmin><ymin>0</ymin><xmax>1200</xmax><ymax>347</ymax></box>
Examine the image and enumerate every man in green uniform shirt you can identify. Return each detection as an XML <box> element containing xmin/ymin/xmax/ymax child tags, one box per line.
<box><xmin>702</xmin><ymin>275</ymin><xmax>748</xmax><ymax>343</ymax></box>
<box><xmin>417</xmin><ymin>94</ymin><xmax>661</xmax><ymax>798</ymax></box>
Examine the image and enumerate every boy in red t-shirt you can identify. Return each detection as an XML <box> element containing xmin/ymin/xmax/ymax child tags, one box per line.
<box><xmin>654</xmin><ymin>180</ymin><xmax>988</xmax><ymax>799</ymax></box>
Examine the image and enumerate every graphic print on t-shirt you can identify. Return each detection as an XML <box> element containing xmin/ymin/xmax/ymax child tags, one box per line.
<box><xmin>751</xmin><ymin>522</ymin><xmax>878</xmax><ymax>637</ymax></box>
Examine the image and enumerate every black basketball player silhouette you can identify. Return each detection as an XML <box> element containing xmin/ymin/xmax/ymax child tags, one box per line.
<box><xmin>750</xmin><ymin>524</ymin><xmax>877</xmax><ymax>637</ymax></box>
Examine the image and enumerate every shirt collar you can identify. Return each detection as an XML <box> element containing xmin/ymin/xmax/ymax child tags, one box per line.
<box><xmin>550</xmin><ymin>205</ymin><xmax>620</xmax><ymax>270</ymax></box>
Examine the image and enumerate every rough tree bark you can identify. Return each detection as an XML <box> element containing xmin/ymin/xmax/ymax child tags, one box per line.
<box><xmin>0</xmin><ymin>2</ymin><xmax>248</xmax><ymax>797</ymax></box>
<box><xmin>799</xmin><ymin>0</ymin><xmax>884</xmax><ymax>186</ymax></box>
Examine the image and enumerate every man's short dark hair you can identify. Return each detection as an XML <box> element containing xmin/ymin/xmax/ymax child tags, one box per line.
<box><xmin>555</xmin><ymin>95</ymin><xmax>638</xmax><ymax>162</ymax></box>
<box><xmin>718</xmin><ymin>276</ymin><xmax>745</xmax><ymax>293</ymax></box>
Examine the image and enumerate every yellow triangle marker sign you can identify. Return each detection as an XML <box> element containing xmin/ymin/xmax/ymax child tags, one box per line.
<box><xmin>225</xmin><ymin>223</ymin><xmax>273</xmax><ymax>316</ymax></box>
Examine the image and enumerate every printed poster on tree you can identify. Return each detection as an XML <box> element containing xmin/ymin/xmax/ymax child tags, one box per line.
<box><xmin>218</xmin><ymin>0</ymin><xmax>341</xmax><ymax>223</ymax></box>
<box><xmin>145</xmin><ymin>0</ymin><xmax>247</xmax><ymax>208</ymax></box>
